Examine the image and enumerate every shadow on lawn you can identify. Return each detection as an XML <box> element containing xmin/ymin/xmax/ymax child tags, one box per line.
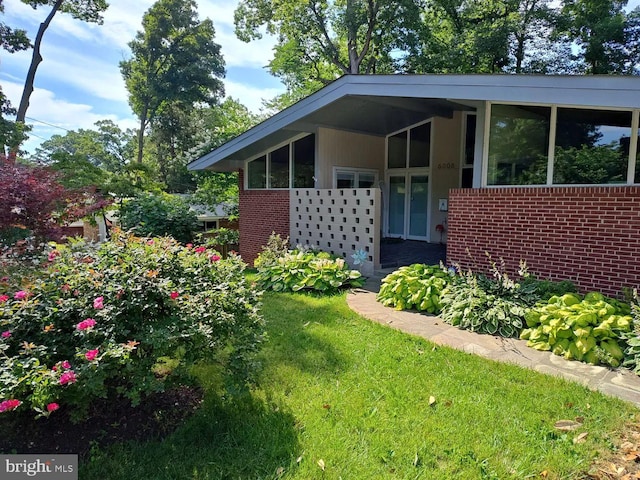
<box><xmin>82</xmin><ymin>393</ymin><xmax>300</xmax><ymax>480</ymax></box>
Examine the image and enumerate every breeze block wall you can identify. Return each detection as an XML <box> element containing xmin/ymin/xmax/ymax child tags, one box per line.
<box><xmin>447</xmin><ymin>186</ymin><xmax>640</xmax><ymax>297</ymax></box>
<box><xmin>238</xmin><ymin>169</ymin><xmax>290</xmax><ymax>266</ymax></box>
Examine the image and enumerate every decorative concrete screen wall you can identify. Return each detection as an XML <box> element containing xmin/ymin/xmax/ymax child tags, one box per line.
<box><xmin>447</xmin><ymin>186</ymin><xmax>640</xmax><ymax>297</ymax></box>
<box><xmin>290</xmin><ymin>188</ymin><xmax>381</xmax><ymax>276</ymax></box>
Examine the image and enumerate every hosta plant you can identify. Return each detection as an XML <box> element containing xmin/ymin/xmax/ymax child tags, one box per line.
<box><xmin>256</xmin><ymin>250</ymin><xmax>364</xmax><ymax>293</ymax></box>
<box><xmin>0</xmin><ymin>230</ymin><xmax>264</xmax><ymax>419</ymax></box>
<box><xmin>621</xmin><ymin>291</ymin><xmax>640</xmax><ymax>375</ymax></box>
<box><xmin>520</xmin><ymin>292</ymin><xmax>632</xmax><ymax>367</ymax></box>
<box><xmin>377</xmin><ymin>264</ymin><xmax>451</xmax><ymax>314</ymax></box>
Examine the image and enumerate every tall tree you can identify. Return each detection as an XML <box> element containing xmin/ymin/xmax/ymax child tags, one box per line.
<box><xmin>234</xmin><ymin>0</ymin><xmax>423</xmax><ymax>94</ymax></box>
<box><xmin>120</xmin><ymin>0</ymin><xmax>225</xmax><ymax>164</ymax></box>
<box><xmin>14</xmin><ymin>0</ymin><xmax>108</xmax><ymax>128</ymax></box>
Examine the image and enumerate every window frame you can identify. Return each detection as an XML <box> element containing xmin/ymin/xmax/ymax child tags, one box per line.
<box><xmin>482</xmin><ymin>102</ymin><xmax>640</xmax><ymax>187</ymax></box>
<box><xmin>332</xmin><ymin>166</ymin><xmax>379</xmax><ymax>189</ymax></box>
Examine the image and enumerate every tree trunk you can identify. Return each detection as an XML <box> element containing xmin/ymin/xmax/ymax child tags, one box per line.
<box><xmin>15</xmin><ymin>0</ymin><xmax>63</xmax><ymax>125</ymax></box>
<box><xmin>136</xmin><ymin>107</ymin><xmax>148</xmax><ymax>163</ymax></box>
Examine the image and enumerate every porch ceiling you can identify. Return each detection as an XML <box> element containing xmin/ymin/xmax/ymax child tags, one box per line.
<box><xmin>286</xmin><ymin>95</ymin><xmax>473</xmax><ymax>136</ymax></box>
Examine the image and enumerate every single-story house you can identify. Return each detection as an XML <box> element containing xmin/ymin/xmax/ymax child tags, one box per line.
<box><xmin>188</xmin><ymin>74</ymin><xmax>640</xmax><ymax>296</ymax></box>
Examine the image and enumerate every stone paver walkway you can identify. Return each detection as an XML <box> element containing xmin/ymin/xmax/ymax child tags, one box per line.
<box><xmin>347</xmin><ymin>274</ymin><xmax>640</xmax><ymax>407</ymax></box>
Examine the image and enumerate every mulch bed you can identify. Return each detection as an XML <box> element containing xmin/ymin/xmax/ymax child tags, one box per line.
<box><xmin>0</xmin><ymin>386</ymin><xmax>203</xmax><ymax>459</ymax></box>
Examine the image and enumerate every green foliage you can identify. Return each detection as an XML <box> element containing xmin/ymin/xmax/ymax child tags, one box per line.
<box><xmin>620</xmin><ymin>291</ymin><xmax>640</xmax><ymax>375</ymax></box>
<box><xmin>0</xmin><ymin>231</ymin><xmax>264</xmax><ymax>418</ymax></box>
<box><xmin>200</xmin><ymin>227</ymin><xmax>239</xmax><ymax>247</ymax></box>
<box><xmin>376</xmin><ymin>264</ymin><xmax>451</xmax><ymax>314</ymax></box>
<box><xmin>253</xmin><ymin>232</ymin><xmax>290</xmax><ymax>269</ymax></box>
<box><xmin>521</xmin><ymin>292</ymin><xmax>632</xmax><ymax>367</ymax></box>
<box><xmin>118</xmin><ymin>192</ymin><xmax>199</xmax><ymax>244</ymax></box>
<box><xmin>256</xmin><ymin>250</ymin><xmax>364</xmax><ymax>293</ymax></box>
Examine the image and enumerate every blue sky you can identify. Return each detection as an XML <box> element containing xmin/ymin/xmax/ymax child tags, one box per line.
<box><xmin>1</xmin><ymin>0</ymin><xmax>286</xmax><ymax>153</ymax></box>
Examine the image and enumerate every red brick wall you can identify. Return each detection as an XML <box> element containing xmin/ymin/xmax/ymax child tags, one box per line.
<box><xmin>447</xmin><ymin>187</ymin><xmax>640</xmax><ymax>297</ymax></box>
<box><xmin>238</xmin><ymin>169</ymin><xmax>290</xmax><ymax>266</ymax></box>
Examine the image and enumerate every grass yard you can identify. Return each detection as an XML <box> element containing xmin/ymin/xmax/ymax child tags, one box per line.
<box><xmin>81</xmin><ymin>291</ymin><xmax>638</xmax><ymax>479</ymax></box>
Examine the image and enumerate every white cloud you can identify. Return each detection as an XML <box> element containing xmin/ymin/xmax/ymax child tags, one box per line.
<box><xmin>224</xmin><ymin>79</ymin><xmax>285</xmax><ymax>113</ymax></box>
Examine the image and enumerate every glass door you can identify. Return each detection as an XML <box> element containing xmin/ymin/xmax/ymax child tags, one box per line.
<box><xmin>408</xmin><ymin>174</ymin><xmax>429</xmax><ymax>239</ymax></box>
<box><xmin>388</xmin><ymin>175</ymin><xmax>405</xmax><ymax>236</ymax></box>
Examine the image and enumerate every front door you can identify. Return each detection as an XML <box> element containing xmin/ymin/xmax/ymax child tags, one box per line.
<box><xmin>386</xmin><ymin>172</ymin><xmax>430</xmax><ymax>240</ymax></box>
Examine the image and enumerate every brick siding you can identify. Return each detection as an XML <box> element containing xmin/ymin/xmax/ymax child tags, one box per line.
<box><xmin>238</xmin><ymin>169</ymin><xmax>290</xmax><ymax>266</ymax></box>
<box><xmin>447</xmin><ymin>187</ymin><xmax>640</xmax><ymax>297</ymax></box>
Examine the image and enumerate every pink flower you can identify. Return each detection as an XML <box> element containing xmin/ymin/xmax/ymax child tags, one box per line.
<box><xmin>170</xmin><ymin>291</ymin><xmax>179</xmax><ymax>300</ymax></box>
<box><xmin>85</xmin><ymin>349</ymin><xmax>99</xmax><ymax>361</ymax></box>
<box><xmin>47</xmin><ymin>250</ymin><xmax>60</xmax><ymax>262</ymax></box>
<box><xmin>62</xmin><ymin>360</ymin><xmax>71</xmax><ymax>370</ymax></box>
<box><xmin>13</xmin><ymin>290</ymin><xmax>27</xmax><ymax>300</ymax></box>
<box><xmin>59</xmin><ymin>370</ymin><xmax>76</xmax><ymax>385</ymax></box>
<box><xmin>1</xmin><ymin>331</ymin><xmax>11</xmax><ymax>339</ymax></box>
<box><xmin>93</xmin><ymin>296</ymin><xmax>104</xmax><ymax>309</ymax></box>
<box><xmin>185</xmin><ymin>243</ymin><xmax>193</xmax><ymax>249</ymax></box>
<box><xmin>0</xmin><ymin>294</ymin><xmax>8</xmax><ymax>303</ymax></box>
<box><xmin>46</xmin><ymin>402</ymin><xmax>59</xmax><ymax>413</ymax></box>
<box><xmin>0</xmin><ymin>277</ymin><xmax>8</xmax><ymax>283</ymax></box>
<box><xmin>76</xmin><ymin>318</ymin><xmax>96</xmax><ymax>331</ymax></box>
<box><xmin>147</xmin><ymin>239</ymin><xmax>154</xmax><ymax>245</ymax></box>
<box><xmin>0</xmin><ymin>399</ymin><xmax>21</xmax><ymax>412</ymax></box>
<box><xmin>210</xmin><ymin>254</ymin><xmax>221</xmax><ymax>262</ymax></box>
<box><xmin>194</xmin><ymin>246</ymin><xmax>206</xmax><ymax>254</ymax></box>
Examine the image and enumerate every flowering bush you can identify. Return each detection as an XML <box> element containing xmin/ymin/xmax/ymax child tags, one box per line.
<box><xmin>0</xmin><ymin>230</ymin><xmax>264</xmax><ymax>419</ymax></box>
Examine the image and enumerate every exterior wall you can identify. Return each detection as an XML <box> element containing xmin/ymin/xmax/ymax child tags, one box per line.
<box><xmin>238</xmin><ymin>169</ymin><xmax>290</xmax><ymax>266</ymax></box>
<box><xmin>316</xmin><ymin>127</ymin><xmax>385</xmax><ymax>188</ymax></box>
<box><xmin>430</xmin><ymin>113</ymin><xmax>464</xmax><ymax>242</ymax></box>
<box><xmin>290</xmin><ymin>188</ymin><xmax>381</xmax><ymax>276</ymax></box>
<box><xmin>447</xmin><ymin>186</ymin><xmax>640</xmax><ymax>297</ymax></box>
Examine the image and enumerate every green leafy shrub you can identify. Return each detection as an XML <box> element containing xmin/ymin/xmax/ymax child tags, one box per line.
<box><xmin>620</xmin><ymin>291</ymin><xmax>639</xmax><ymax>375</ymax></box>
<box><xmin>256</xmin><ymin>250</ymin><xmax>364</xmax><ymax>293</ymax></box>
<box><xmin>376</xmin><ymin>264</ymin><xmax>451</xmax><ymax>313</ymax></box>
<box><xmin>0</xmin><ymin>230</ymin><xmax>263</xmax><ymax>419</ymax></box>
<box><xmin>119</xmin><ymin>192</ymin><xmax>199</xmax><ymax>243</ymax></box>
<box><xmin>520</xmin><ymin>292</ymin><xmax>632</xmax><ymax>367</ymax></box>
<box><xmin>254</xmin><ymin>232</ymin><xmax>290</xmax><ymax>269</ymax></box>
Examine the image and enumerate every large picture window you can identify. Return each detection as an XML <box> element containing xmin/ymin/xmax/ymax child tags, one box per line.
<box><xmin>246</xmin><ymin>134</ymin><xmax>315</xmax><ymax>189</ymax></box>
<box><xmin>553</xmin><ymin>108</ymin><xmax>631</xmax><ymax>185</ymax></box>
<box><xmin>487</xmin><ymin>105</ymin><xmax>550</xmax><ymax>185</ymax></box>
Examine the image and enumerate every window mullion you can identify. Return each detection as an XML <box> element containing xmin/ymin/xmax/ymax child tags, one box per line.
<box><xmin>547</xmin><ymin>105</ymin><xmax>557</xmax><ymax>186</ymax></box>
<box><xmin>628</xmin><ymin>110</ymin><xmax>639</xmax><ymax>184</ymax></box>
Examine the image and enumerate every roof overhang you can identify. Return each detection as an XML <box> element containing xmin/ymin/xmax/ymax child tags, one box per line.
<box><xmin>188</xmin><ymin>74</ymin><xmax>640</xmax><ymax>172</ymax></box>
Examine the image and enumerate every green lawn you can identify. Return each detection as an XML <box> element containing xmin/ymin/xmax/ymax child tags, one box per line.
<box><xmin>82</xmin><ymin>292</ymin><xmax>638</xmax><ymax>479</ymax></box>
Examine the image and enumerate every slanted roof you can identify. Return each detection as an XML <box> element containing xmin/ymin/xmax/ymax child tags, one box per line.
<box><xmin>188</xmin><ymin>74</ymin><xmax>640</xmax><ymax>172</ymax></box>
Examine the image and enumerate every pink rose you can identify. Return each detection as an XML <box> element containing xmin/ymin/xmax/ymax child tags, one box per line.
<box><xmin>0</xmin><ymin>399</ymin><xmax>21</xmax><ymax>412</ymax></box>
<box><xmin>170</xmin><ymin>291</ymin><xmax>179</xmax><ymax>300</ymax></box>
<box><xmin>0</xmin><ymin>294</ymin><xmax>9</xmax><ymax>303</ymax></box>
<box><xmin>47</xmin><ymin>250</ymin><xmax>59</xmax><ymax>262</ymax></box>
<box><xmin>147</xmin><ymin>239</ymin><xmax>154</xmax><ymax>245</ymax></box>
<box><xmin>210</xmin><ymin>254</ymin><xmax>221</xmax><ymax>262</ymax></box>
<box><xmin>46</xmin><ymin>403</ymin><xmax>59</xmax><ymax>413</ymax></box>
<box><xmin>1</xmin><ymin>331</ymin><xmax>11</xmax><ymax>339</ymax></box>
<box><xmin>194</xmin><ymin>246</ymin><xmax>206</xmax><ymax>254</ymax></box>
<box><xmin>62</xmin><ymin>360</ymin><xmax>71</xmax><ymax>370</ymax></box>
<box><xmin>13</xmin><ymin>291</ymin><xmax>27</xmax><ymax>300</ymax></box>
<box><xmin>93</xmin><ymin>296</ymin><xmax>104</xmax><ymax>309</ymax></box>
<box><xmin>185</xmin><ymin>243</ymin><xmax>193</xmax><ymax>249</ymax></box>
<box><xmin>59</xmin><ymin>370</ymin><xmax>76</xmax><ymax>385</ymax></box>
<box><xmin>77</xmin><ymin>318</ymin><xmax>96</xmax><ymax>331</ymax></box>
<box><xmin>85</xmin><ymin>349</ymin><xmax>99</xmax><ymax>361</ymax></box>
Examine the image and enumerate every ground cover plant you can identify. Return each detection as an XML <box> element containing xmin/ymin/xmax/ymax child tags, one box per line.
<box><xmin>71</xmin><ymin>291</ymin><xmax>639</xmax><ymax>479</ymax></box>
<box><xmin>522</xmin><ymin>292</ymin><xmax>633</xmax><ymax>366</ymax></box>
<box><xmin>255</xmin><ymin>234</ymin><xmax>364</xmax><ymax>293</ymax></box>
<box><xmin>376</xmin><ymin>263</ymin><xmax>451</xmax><ymax>313</ymax></box>
<box><xmin>0</xmin><ymin>230</ymin><xmax>263</xmax><ymax>419</ymax></box>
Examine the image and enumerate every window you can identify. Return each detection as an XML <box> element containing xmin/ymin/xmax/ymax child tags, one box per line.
<box><xmin>487</xmin><ymin>105</ymin><xmax>551</xmax><ymax>185</ymax></box>
<box><xmin>334</xmin><ymin>168</ymin><xmax>378</xmax><ymax>188</ymax></box>
<box><xmin>636</xmin><ymin>148</ymin><xmax>640</xmax><ymax>184</ymax></box>
<box><xmin>461</xmin><ymin>113</ymin><xmax>476</xmax><ymax>188</ymax></box>
<box><xmin>246</xmin><ymin>134</ymin><xmax>315</xmax><ymax>189</ymax></box>
<box><xmin>270</xmin><ymin>145</ymin><xmax>289</xmax><ymax>188</ymax></box>
<box><xmin>553</xmin><ymin>108</ymin><xmax>631</xmax><ymax>185</ymax></box>
<box><xmin>387</xmin><ymin>122</ymin><xmax>431</xmax><ymax>169</ymax></box>
<box><xmin>247</xmin><ymin>155</ymin><xmax>266</xmax><ymax>188</ymax></box>
<box><xmin>293</xmin><ymin>134</ymin><xmax>315</xmax><ymax>187</ymax></box>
